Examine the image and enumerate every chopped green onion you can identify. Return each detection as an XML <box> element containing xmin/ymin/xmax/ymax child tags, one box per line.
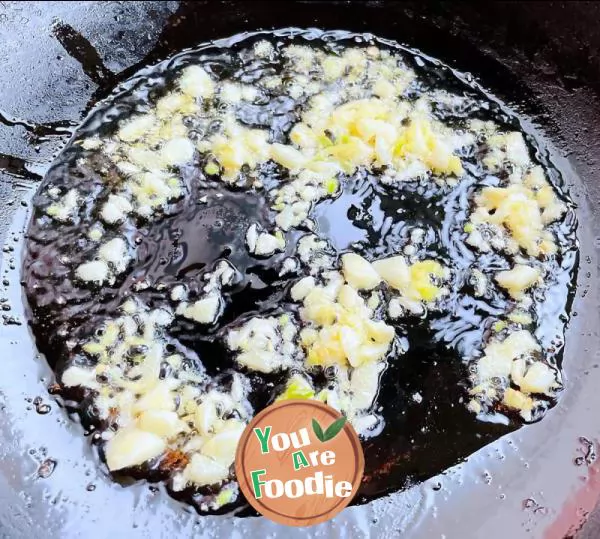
<box><xmin>493</xmin><ymin>320</ymin><xmax>507</xmax><ymax>332</ymax></box>
<box><xmin>214</xmin><ymin>488</ymin><xmax>235</xmax><ymax>507</ymax></box>
<box><xmin>325</xmin><ymin>178</ymin><xmax>339</xmax><ymax>194</ymax></box>
<box><xmin>276</xmin><ymin>377</ymin><xmax>315</xmax><ymax>401</ymax></box>
<box><xmin>204</xmin><ymin>162</ymin><xmax>220</xmax><ymax>175</ymax></box>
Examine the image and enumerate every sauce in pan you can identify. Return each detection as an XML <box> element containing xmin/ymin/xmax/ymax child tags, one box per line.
<box><xmin>22</xmin><ymin>31</ymin><xmax>577</xmax><ymax>514</ymax></box>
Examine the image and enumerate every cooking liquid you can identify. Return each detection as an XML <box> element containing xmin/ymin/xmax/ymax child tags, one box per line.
<box><xmin>22</xmin><ymin>31</ymin><xmax>578</xmax><ymax>513</ymax></box>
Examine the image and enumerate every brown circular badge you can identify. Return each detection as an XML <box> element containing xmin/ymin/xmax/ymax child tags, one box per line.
<box><xmin>235</xmin><ymin>399</ymin><xmax>364</xmax><ymax>527</ymax></box>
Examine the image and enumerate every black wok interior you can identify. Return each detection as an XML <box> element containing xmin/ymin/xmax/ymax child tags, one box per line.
<box><xmin>1</xmin><ymin>2</ymin><xmax>599</xmax><ymax>538</ymax></box>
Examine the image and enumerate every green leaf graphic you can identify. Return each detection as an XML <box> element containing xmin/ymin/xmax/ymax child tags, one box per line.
<box><xmin>312</xmin><ymin>418</ymin><xmax>325</xmax><ymax>442</ymax></box>
<box><xmin>323</xmin><ymin>416</ymin><xmax>347</xmax><ymax>441</ymax></box>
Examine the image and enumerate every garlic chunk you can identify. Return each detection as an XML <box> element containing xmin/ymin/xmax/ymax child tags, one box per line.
<box><xmin>117</xmin><ymin>114</ymin><xmax>157</xmax><ymax>143</ymax></box>
<box><xmin>341</xmin><ymin>253</ymin><xmax>381</xmax><ymax>290</ymax></box>
<box><xmin>137</xmin><ymin>410</ymin><xmax>188</xmax><ymax>439</ymax></box>
<box><xmin>194</xmin><ymin>399</ymin><xmax>218</xmax><ymax>437</ymax></box>
<box><xmin>61</xmin><ymin>365</ymin><xmax>98</xmax><ymax>389</ymax></box>
<box><xmin>98</xmin><ymin>237</ymin><xmax>130</xmax><ymax>274</ymax></box>
<box><xmin>100</xmin><ymin>194</ymin><xmax>132</xmax><ymax>225</ymax></box>
<box><xmin>495</xmin><ymin>264</ymin><xmax>541</xmax><ymax>300</ymax></box>
<box><xmin>46</xmin><ymin>189</ymin><xmax>79</xmax><ymax>222</ymax></box>
<box><xmin>373</xmin><ymin>256</ymin><xmax>410</xmax><ymax>290</ymax></box>
<box><xmin>518</xmin><ymin>362</ymin><xmax>557</xmax><ymax>395</ymax></box>
<box><xmin>160</xmin><ymin>137</ymin><xmax>195</xmax><ymax>166</ymax></box>
<box><xmin>502</xmin><ymin>388</ymin><xmax>534</xmax><ymax>421</ymax></box>
<box><xmin>75</xmin><ymin>260</ymin><xmax>109</xmax><ymax>284</ymax></box>
<box><xmin>228</xmin><ymin>316</ymin><xmax>298</xmax><ymax>373</ymax></box>
<box><xmin>246</xmin><ymin>223</ymin><xmax>285</xmax><ymax>256</ymax></box>
<box><xmin>180</xmin><ymin>453</ymin><xmax>229</xmax><ymax>487</ymax></box>
<box><xmin>182</xmin><ymin>295</ymin><xmax>222</xmax><ymax>324</ymax></box>
<box><xmin>132</xmin><ymin>383</ymin><xmax>176</xmax><ymax>414</ymax></box>
<box><xmin>178</xmin><ymin>65</ymin><xmax>215</xmax><ymax>98</ymax></box>
<box><xmin>476</xmin><ymin>330</ymin><xmax>540</xmax><ymax>382</ymax></box>
<box><xmin>201</xmin><ymin>421</ymin><xmax>245</xmax><ymax>467</ymax></box>
<box><xmin>291</xmin><ymin>276</ymin><xmax>316</xmax><ymax>301</ymax></box>
<box><xmin>105</xmin><ymin>428</ymin><xmax>166</xmax><ymax>471</ymax></box>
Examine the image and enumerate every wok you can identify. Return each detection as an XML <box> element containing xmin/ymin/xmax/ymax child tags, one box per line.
<box><xmin>0</xmin><ymin>2</ymin><xmax>599</xmax><ymax>538</ymax></box>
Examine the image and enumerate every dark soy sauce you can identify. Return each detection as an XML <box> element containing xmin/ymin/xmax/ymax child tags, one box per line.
<box><xmin>21</xmin><ymin>30</ymin><xmax>578</xmax><ymax>513</ymax></box>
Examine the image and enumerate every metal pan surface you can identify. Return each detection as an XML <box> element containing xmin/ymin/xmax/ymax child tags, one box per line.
<box><xmin>0</xmin><ymin>2</ymin><xmax>599</xmax><ymax>538</ymax></box>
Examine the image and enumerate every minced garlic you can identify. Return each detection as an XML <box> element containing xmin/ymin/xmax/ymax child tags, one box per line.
<box><xmin>495</xmin><ymin>264</ymin><xmax>541</xmax><ymax>300</ymax></box>
<box><xmin>470</xmin><ymin>328</ymin><xmax>560</xmax><ymax>421</ymax></box>
<box><xmin>62</xmin><ymin>299</ymin><xmax>252</xmax><ymax>481</ymax></box>
<box><xmin>46</xmin><ymin>189</ymin><xmax>79</xmax><ymax>222</ymax></box>
<box><xmin>227</xmin><ymin>315</ymin><xmax>299</xmax><ymax>373</ymax></box>
<box><xmin>41</xmin><ymin>36</ymin><xmax>574</xmax><ymax>508</ymax></box>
